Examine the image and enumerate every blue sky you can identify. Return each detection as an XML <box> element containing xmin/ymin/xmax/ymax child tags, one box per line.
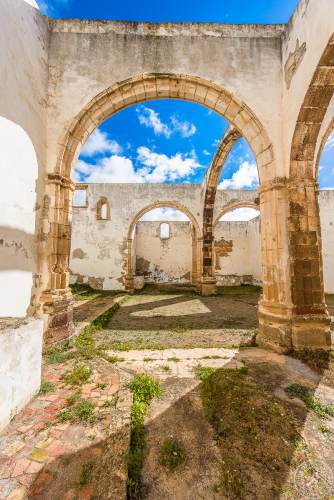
<box><xmin>39</xmin><ymin>0</ymin><xmax>334</xmax><ymax>219</ymax></box>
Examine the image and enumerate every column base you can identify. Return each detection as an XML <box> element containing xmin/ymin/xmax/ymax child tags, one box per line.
<box><xmin>198</xmin><ymin>278</ymin><xmax>217</xmax><ymax>296</ymax></box>
<box><xmin>258</xmin><ymin>301</ymin><xmax>332</xmax><ymax>353</ymax></box>
<box><xmin>124</xmin><ymin>275</ymin><xmax>135</xmax><ymax>294</ymax></box>
<box><xmin>42</xmin><ymin>288</ymin><xmax>75</xmax><ymax>347</ymax></box>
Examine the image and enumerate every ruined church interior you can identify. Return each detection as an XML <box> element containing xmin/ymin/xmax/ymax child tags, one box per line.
<box><xmin>1</xmin><ymin>0</ymin><xmax>334</xmax><ymax>497</ymax></box>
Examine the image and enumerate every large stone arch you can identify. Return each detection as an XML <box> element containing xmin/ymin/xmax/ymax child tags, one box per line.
<box><xmin>200</xmin><ymin>127</ymin><xmax>242</xmax><ymax>294</ymax></box>
<box><xmin>284</xmin><ymin>34</ymin><xmax>334</xmax><ymax>351</ymax></box>
<box><xmin>43</xmin><ymin>72</ymin><xmax>280</xmax><ymax>345</ymax></box>
<box><xmin>125</xmin><ymin>201</ymin><xmax>201</xmax><ymax>292</ymax></box>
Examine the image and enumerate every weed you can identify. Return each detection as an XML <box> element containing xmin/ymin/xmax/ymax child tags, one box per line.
<box><xmin>143</xmin><ymin>357</ymin><xmax>155</xmax><ymax>362</ymax></box>
<box><xmin>74</xmin><ymin>400</ymin><xmax>96</xmax><ymax>423</ymax></box>
<box><xmin>167</xmin><ymin>357</ymin><xmax>180</xmax><ymax>362</ymax></box>
<box><xmin>201</xmin><ymin>355</ymin><xmax>224</xmax><ymax>360</ymax></box>
<box><xmin>96</xmin><ymin>382</ymin><xmax>107</xmax><ymax>390</ymax></box>
<box><xmin>161</xmin><ymin>365</ymin><xmax>171</xmax><ymax>372</ymax></box>
<box><xmin>159</xmin><ymin>437</ymin><xmax>186</xmax><ymax>470</ymax></box>
<box><xmin>195</xmin><ymin>365</ymin><xmax>216</xmax><ymax>381</ymax></box>
<box><xmin>67</xmin><ymin>389</ymin><xmax>82</xmax><ymax>406</ymax></box>
<box><xmin>57</xmin><ymin>408</ymin><xmax>73</xmax><ymax>422</ymax></box>
<box><xmin>319</xmin><ymin>423</ymin><xmax>332</xmax><ymax>437</ymax></box>
<box><xmin>285</xmin><ymin>384</ymin><xmax>334</xmax><ymax>418</ymax></box>
<box><xmin>80</xmin><ymin>462</ymin><xmax>94</xmax><ymax>487</ymax></box>
<box><xmin>127</xmin><ymin>374</ymin><xmax>162</xmax><ymax>499</ymax></box>
<box><xmin>103</xmin><ymin>394</ymin><xmax>119</xmax><ymax>409</ymax></box>
<box><xmin>63</xmin><ymin>363</ymin><xmax>92</xmax><ymax>386</ymax></box>
<box><xmin>39</xmin><ymin>379</ymin><xmax>54</xmax><ymax>394</ymax></box>
<box><xmin>44</xmin><ymin>344</ymin><xmax>69</xmax><ymax>364</ymax></box>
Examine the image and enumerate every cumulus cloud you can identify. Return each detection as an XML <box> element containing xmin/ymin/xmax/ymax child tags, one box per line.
<box><xmin>136</xmin><ymin>106</ymin><xmax>197</xmax><ymax>139</ymax></box>
<box><xmin>170</xmin><ymin>116</ymin><xmax>196</xmax><ymax>138</ymax></box>
<box><xmin>140</xmin><ymin>208</ymin><xmax>190</xmax><ymax>221</ymax></box>
<box><xmin>73</xmin><ymin>146</ymin><xmax>201</xmax><ymax>184</ymax></box>
<box><xmin>218</xmin><ymin>161</ymin><xmax>259</xmax><ymax>190</ymax></box>
<box><xmin>80</xmin><ymin>128</ymin><xmax>122</xmax><ymax>157</ymax></box>
<box><xmin>137</xmin><ymin>106</ymin><xmax>171</xmax><ymax>138</ymax></box>
<box><xmin>220</xmin><ymin>208</ymin><xmax>260</xmax><ymax>222</ymax></box>
<box><xmin>73</xmin><ymin>156</ymin><xmax>143</xmax><ymax>183</ymax></box>
<box><xmin>137</xmin><ymin>147</ymin><xmax>201</xmax><ymax>183</ymax></box>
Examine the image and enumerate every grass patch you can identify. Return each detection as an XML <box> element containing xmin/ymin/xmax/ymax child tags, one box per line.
<box><xmin>80</xmin><ymin>462</ymin><xmax>94</xmax><ymax>487</ymax></box>
<box><xmin>285</xmin><ymin>384</ymin><xmax>334</xmax><ymax>418</ymax></box>
<box><xmin>57</xmin><ymin>398</ymin><xmax>97</xmax><ymax>424</ymax></box>
<box><xmin>217</xmin><ymin>285</ymin><xmax>262</xmax><ymax>295</ymax></box>
<box><xmin>195</xmin><ymin>365</ymin><xmax>216</xmax><ymax>381</ymax></box>
<box><xmin>199</xmin><ymin>367</ymin><xmax>304</xmax><ymax>498</ymax></box>
<box><xmin>159</xmin><ymin>437</ymin><xmax>186</xmax><ymax>471</ymax></box>
<box><xmin>44</xmin><ymin>343</ymin><xmax>70</xmax><ymax>364</ymax></box>
<box><xmin>39</xmin><ymin>379</ymin><xmax>54</xmax><ymax>394</ymax></box>
<box><xmin>127</xmin><ymin>374</ymin><xmax>162</xmax><ymax>499</ymax></box>
<box><xmin>63</xmin><ymin>363</ymin><xmax>92</xmax><ymax>386</ymax></box>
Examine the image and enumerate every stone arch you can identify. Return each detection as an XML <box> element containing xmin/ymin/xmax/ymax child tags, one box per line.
<box><xmin>56</xmin><ymin>73</ymin><xmax>274</xmax><ymax>180</ymax></box>
<box><xmin>201</xmin><ymin>126</ymin><xmax>242</xmax><ymax>288</ymax></box>
<box><xmin>213</xmin><ymin>201</ymin><xmax>260</xmax><ymax>228</ymax></box>
<box><xmin>44</xmin><ymin>73</ymin><xmax>276</xmax><ymax>343</ymax></box>
<box><xmin>125</xmin><ymin>201</ymin><xmax>201</xmax><ymax>291</ymax></box>
<box><xmin>287</xmin><ymin>34</ymin><xmax>334</xmax><ymax>350</ymax></box>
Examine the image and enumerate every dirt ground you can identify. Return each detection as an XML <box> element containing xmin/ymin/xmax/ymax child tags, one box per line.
<box><xmin>95</xmin><ymin>287</ymin><xmax>259</xmax><ymax>351</ymax></box>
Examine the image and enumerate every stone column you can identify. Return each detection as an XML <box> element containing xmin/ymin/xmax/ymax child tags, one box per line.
<box><xmin>124</xmin><ymin>238</ymin><xmax>135</xmax><ymax>293</ymax></box>
<box><xmin>41</xmin><ymin>174</ymin><xmax>75</xmax><ymax>346</ymax></box>
<box><xmin>257</xmin><ymin>177</ymin><xmax>331</xmax><ymax>352</ymax></box>
<box><xmin>199</xmin><ymin>199</ymin><xmax>217</xmax><ymax>296</ymax></box>
<box><xmin>288</xmin><ymin>178</ymin><xmax>331</xmax><ymax>350</ymax></box>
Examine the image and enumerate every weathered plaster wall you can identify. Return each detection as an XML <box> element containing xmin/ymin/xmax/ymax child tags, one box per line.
<box><xmin>319</xmin><ymin>190</ymin><xmax>334</xmax><ymax>293</ymax></box>
<box><xmin>214</xmin><ymin>218</ymin><xmax>262</xmax><ymax>285</ymax></box>
<box><xmin>0</xmin><ymin>319</ymin><xmax>43</xmax><ymax>432</ymax></box>
<box><xmin>135</xmin><ymin>221</ymin><xmax>192</xmax><ymax>283</ymax></box>
<box><xmin>0</xmin><ymin>0</ymin><xmax>49</xmax><ymax>316</ymax></box>
<box><xmin>69</xmin><ymin>184</ymin><xmax>258</xmax><ymax>289</ymax></box>
<box><xmin>47</xmin><ymin>20</ymin><xmax>284</xmax><ymax>179</ymax></box>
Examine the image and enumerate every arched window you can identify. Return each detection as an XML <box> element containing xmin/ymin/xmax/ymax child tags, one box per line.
<box><xmin>96</xmin><ymin>197</ymin><xmax>110</xmax><ymax>220</ymax></box>
<box><xmin>160</xmin><ymin>222</ymin><xmax>170</xmax><ymax>239</ymax></box>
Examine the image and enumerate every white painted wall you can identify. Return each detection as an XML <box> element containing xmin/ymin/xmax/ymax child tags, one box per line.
<box><xmin>319</xmin><ymin>191</ymin><xmax>334</xmax><ymax>293</ymax></box>
<box><xmin>0</xmin><ymin>0</ymin><xmax>48</xmax><ymax>317</ymax></box>
<box><xmin>135</xmin><ymin>221</ymin><xmax>192</xmax><ymax>283</ymax></box>
<box><xmin>0</xmin><ymin>319</ymin><xmax>43</xmax><ymax>432</ymax></box>
<box><xmin>214</xmin><ymin>218</ymin><xmax>262</xmax><ymax>285</ymax></box>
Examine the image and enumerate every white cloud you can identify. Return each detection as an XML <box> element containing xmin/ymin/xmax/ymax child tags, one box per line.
<box><xmin>137</xmin><ymin>106</ymin><xmax>171</xmax><ymax>138</ymax></box>
<box><xmin>324</xmin><ymin>132</ymin><xmax>334</xmax><ymax>151</ymax></box>
<box><xmin>37</xmin><ymin>0</ymin><xmax>69</xmax><ymax>15</ymax></box>
<box><xmin>136</xmin><ymin>146</ymin><xmax>201</xmax><ymax>182</ymax></box>
<box><xmin>80</xmin><ymin>128</ymin><xmax>122</xmax><ymax>157</ymax></box>
<box><xmin>220</xmin><ymin>208</ymin><xmax>260</xmax><ymax>222</ymax></box>
<box><xmin>218</xmin><ymin>161</ymin><xmax>259</xmax><ymax>190</ymax></box>
<box><xmin>140</xmin><ymin>208</ymin><xmax>190</xmax><ymax>221</ymax></box>
<box><xmin>170</xmin><ymin>116</ymin><xmax>196</xmax><ymax>138</ymax></box>
<box><xmin>203</xmin><ymin>149</ymin><xmax>211</xmax><ymax>156</ymax></box>
<box><xmin>74</xmin><ymin>156</ymin><xmax>144</xmax><ymax>183</ymax></box>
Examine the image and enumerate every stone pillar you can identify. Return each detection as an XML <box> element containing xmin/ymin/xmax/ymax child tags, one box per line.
<box><xmin>288</xmin><ymin>178</ymin><xmax>331</xmax><ymax>350</ymax></box>
<box><xmin>257</xmin><ymin>177</ymin><xmax>331</xmax><ymax>352</ymax></box>
<box><xmin>41</xmin><ymin>174</ymin><xmax>75</xmax><ymax>346</ymax></box>
<box><xmin>199</xmin><ymin>201</ymin><xmax>217</xmax><ymax>296</ymax></box>
<box><xmin>125</xmin><ymin>238</ymin><xmax>135</xmax><ymax>293</ymax></box>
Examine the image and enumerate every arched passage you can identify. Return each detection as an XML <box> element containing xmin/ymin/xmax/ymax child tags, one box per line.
<box><xmin>125</xmin><ymin>202</ymin><xmax>201</xmax><ymax>292</ymax></box>
<box><xmin>286</xmin><ymin>34</ymin><xmax>334</xmax><ymax>351</ymax></box>
<box><xmin>201</xmin><ymin>126</ymin><xmax>242</xmax><ymax>293</ymax></box>
<box><xmin>42</xmin><ymin>73</ymin><xmax>278</xmax><ymax>345</ymax></box>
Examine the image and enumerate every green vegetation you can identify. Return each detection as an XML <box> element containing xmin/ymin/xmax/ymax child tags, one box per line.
<box><xmin>159</xmin><ymin>437</ymin><xmax>186</xmax><ymax>470</ymax></box>
<box><xmin>127</xmin><ymin>374</ymin><xmax>162</xmax><ymax>500</ymax></box>
<box><xmin>195</xmin><ymin>365</ymin><xmax>216</xmax><ymax>381</ymax></box>
<box><xmin>319</xmin><ymin>423</ymin><xmax>332</xmax><ymax>437</ymax></box>
<box><xmin>63</xmin><ymin>363</ymin><xmax>92</xmax><ymax>386</ymax></box>
<box><xmin>217</xmin><ymin>285</ymin><xmax>262</xmax><ymax>295</ymax></box>
<box><xmin>57</xmin><ymin>397</ymin><xmax>96</xmax><ymax>424</ymax></box>
<box><xmin>199</xmin><ymin>367</ymin><xmax>302</xmax><ymax>498</ymax></box>
<box><xmin>285</xmin><ymin>384</ymin><xmax>334</xmax><ymax>418</ymax></box>
<box><xmin>70</xmin><ymin>283</ymin><xmax>120</xmax><ymax>302</ymax></box>
<box><xmin>44</xmin><ymin>343</ymin><xmax>70</xmax><ymax>364</ymax></box>
<box><xmin>79</xmin><ymin>462</ymin><xmax>94</xmax><ymax>487</ymax></box>
<box><xmin>161</xmin><ymin>365</ymin><xmax>171</xmax><ymax>372</ymax></box>
<box><xmin>39</xmin><ymin>379</ymin><xmax>54</xmax><ymax>394</ymax></box>
<box><xmin>167</xmin><ymin>357</ymin><xmax>180</xmax><ymax>362</ymax></box>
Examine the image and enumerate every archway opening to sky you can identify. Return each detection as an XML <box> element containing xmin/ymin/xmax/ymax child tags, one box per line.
<box><xmin>318</xmin><ymin>131</ymin><xmax>334</xmax><ymax>295</ymax></box>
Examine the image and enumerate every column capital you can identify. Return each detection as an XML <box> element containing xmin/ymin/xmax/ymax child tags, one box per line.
<box><xmin>46</xmin><ymin>173</ymin><xmax>76</xmax><ymax>191</ymax></box>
